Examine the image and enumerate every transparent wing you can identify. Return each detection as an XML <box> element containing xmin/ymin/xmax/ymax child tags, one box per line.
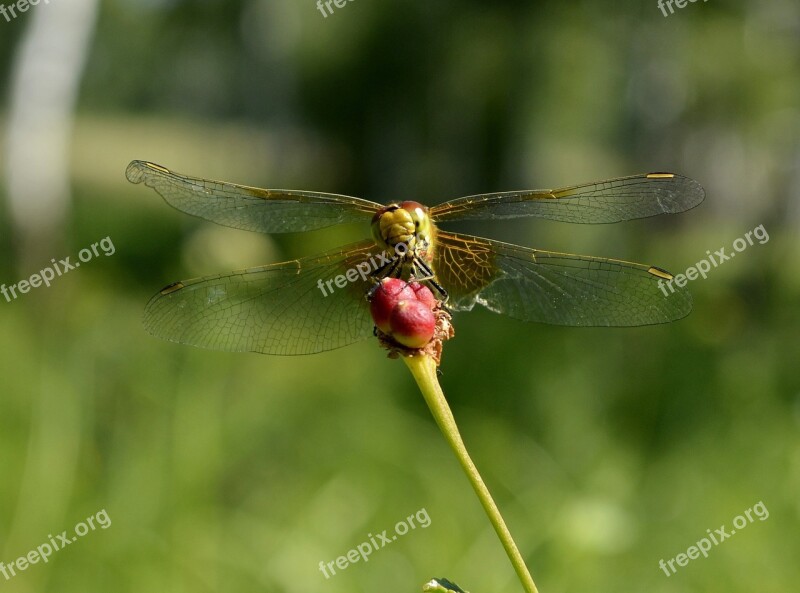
<box><xmin>433</xmin><ymin>231</ymin><xmax>691</xmax><ymax>326</ymax></box>
<box><xmin>143</xmin><ymin>240</ymin><xmax>383</xmax><ymax>355</ymax></box>
<box><xmin>429</xmin><ymin>173</ymin><xmax>704</xmax><ymax>224</ymax></box>
<box><xmin>126</xmin><ymin>160</ymin><xmax>382</xmax><ymax>233</ymax></box>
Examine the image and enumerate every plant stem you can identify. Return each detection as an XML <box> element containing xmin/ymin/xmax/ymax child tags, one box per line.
<box><xmin>402</xmin><ymin>354</ymin><xmax>540</xmax><ymax>593</ymax></box>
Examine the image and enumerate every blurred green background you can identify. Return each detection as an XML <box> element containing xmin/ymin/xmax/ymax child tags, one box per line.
<box><xmin>0</xmin><ymin>1</ymin><xmax>798</xmax><ymax>592</ymax></box>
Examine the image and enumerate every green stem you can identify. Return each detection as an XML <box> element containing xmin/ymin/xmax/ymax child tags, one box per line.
<box><xmin>402</xmin><ymin>354</ymin><xmax>540</xmax><ymax>593</ymax></box>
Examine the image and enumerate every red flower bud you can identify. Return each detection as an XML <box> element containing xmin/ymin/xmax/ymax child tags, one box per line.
<box><xmin>409</xmin><ymin>282</ymin><xmax>436</xmax><ymax>310</ymax></box>
<box><xmin>369</xmin><ymin>278</ymin><xmax>416</xmax><ymax>333</ymax></box>
<box><xmin>389</xmin><ymin>299</ymin><xmax>436</xmax><ymax>348</ymax></box>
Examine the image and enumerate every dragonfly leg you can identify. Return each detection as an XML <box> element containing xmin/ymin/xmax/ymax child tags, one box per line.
<box><xmin>385</xmin><ymin>257</ymin><xmax>403</xmax><ymax>279</ymax></box>
<box><xmin>366</xmin><ymin>256</ymin><xmax>402</xmax><ymax>301</ymax></box>
<box><xmin>366</xmin><ymin>282</ymin><xmax>381</xmax><ymax>301</ymax></box>
<box><xmin>411</xmin><ymin>256</ymin><xmax>449</xmax><ymax>303</ymax></box>
<box><xmin>372</xmin><ymin>254</ymin><xmax>398</xmax><ymax>279</ymax></box>
<box><xmin>409</xmin><ymin>256</ymin><xmax>435</xmax><ymax>281</ymax></box>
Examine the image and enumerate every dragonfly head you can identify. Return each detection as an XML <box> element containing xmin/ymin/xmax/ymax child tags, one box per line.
<box><xmin>372</xmin><ymin>201</ymin><xmax>432</xmax><ymax>254</ymax></box>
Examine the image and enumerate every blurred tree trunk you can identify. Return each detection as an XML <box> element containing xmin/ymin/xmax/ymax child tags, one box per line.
<box><xmin>4</xmin><ymin>0</ymin><xmax>99</xmax><ymax>269</ymax></box>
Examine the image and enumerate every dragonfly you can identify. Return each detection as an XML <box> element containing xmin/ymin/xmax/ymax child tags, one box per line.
<box><xmin>126</xmin><ymin>160</ymin><xmax>704</xmax><ymax>356</ymax></box>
